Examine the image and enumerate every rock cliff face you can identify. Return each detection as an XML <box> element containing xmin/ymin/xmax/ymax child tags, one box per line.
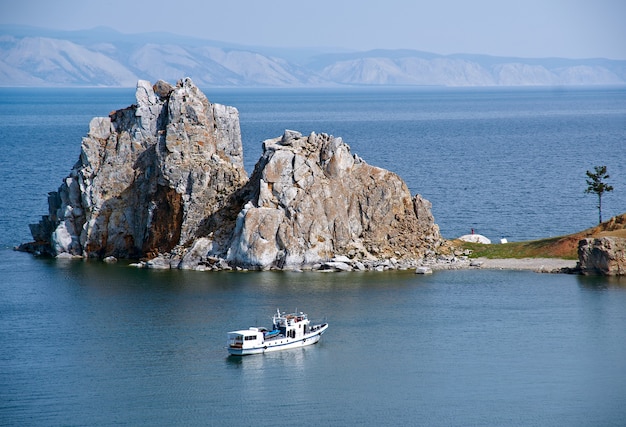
<box><xmin>21</xmin><ymin>78</ymin><xmax>444</xmax><ymax>270</ymax></box>
<box><xmin>227</xmin><ymin>130</ymin><xmax>442</xmax><ymax>269</ymax></box>
<box><xmin>24</xmin><ymin>78</ymin><xmax>248</xmax><ymax>260</ymax></box>
<box><xmin>578</xmin><ymin>237</ymin><xmax>626</xmax><ymax>276</ymax></box>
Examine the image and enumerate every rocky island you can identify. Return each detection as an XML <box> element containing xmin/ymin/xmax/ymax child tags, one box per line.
<box><xmin>19</xmin><ymin>78</ymin><xmax>447</xmax><ymax>271</ymax></box>
<box><xmin>18</xmin><ymin>77</ymin><xmax>626</xmax><ymax>275</ymax></box>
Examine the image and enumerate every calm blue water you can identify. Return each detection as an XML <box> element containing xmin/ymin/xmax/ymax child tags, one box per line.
<box><xmin>1</xmin><ymin>87</ymin><xmax>626</xmax><ymax>426</ymax></box>
<box><xmin>1</xmin><ymin>251</ymin><xmax>626</xmax><ymax>426</ymax></box>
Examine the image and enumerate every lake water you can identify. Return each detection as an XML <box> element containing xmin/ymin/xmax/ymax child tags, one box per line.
<box><xmin>2</xmin><ymin>250</ymin><xmax>626</xmax><ymax>426</ymax></box>
<box><xmin>1</xmin><ymin>86</ymin><xmax>626</xmax><ymax>426</ymax></box>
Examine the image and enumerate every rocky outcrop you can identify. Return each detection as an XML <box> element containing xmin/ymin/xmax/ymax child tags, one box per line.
<box><xmin>20</xmin><ymin>79</ymin><xmax>445</xmax><ymax>271</ymax></box>
<box><xmin>22</xmin><ymin>78</ymin><xmax>248</xmax><ymax>260</ymax></box>
<box><xmin>226</xmin><ymin>130</ymin><xmax>442</xmax><ymax>269</ymax></box>
<box><xmin>577</xmin><ymin>237</ymin><xmax>626</xmax><ymax>276</ymax></box>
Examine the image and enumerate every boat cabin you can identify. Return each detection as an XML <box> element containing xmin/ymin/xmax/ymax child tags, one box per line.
<box><xmin>227</xmin><ymin>328</ymin><xmax>265</xmax><ymax>349</ymax></box>
<box><xmin>273</xmin><ymin>312</ymin><xmax>310</xmax><ymax>338</ymax></box>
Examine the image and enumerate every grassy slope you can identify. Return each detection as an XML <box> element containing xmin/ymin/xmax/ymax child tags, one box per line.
<box><xmin>457</xmin><ymin>214</ymin><xmax>626</xmax><ymax>260</ymax></box>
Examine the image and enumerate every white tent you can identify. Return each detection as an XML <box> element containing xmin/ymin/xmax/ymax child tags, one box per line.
<box><xmin>458</xmin><ymin>234</ymin><xmax>491</xmax><ymax>244</ymax></box>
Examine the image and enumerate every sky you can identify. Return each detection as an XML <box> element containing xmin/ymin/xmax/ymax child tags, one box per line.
<box><xmin>1</xmin><ymin>0</ymin><xmax>625</xmax><ymax>60</ymax></box>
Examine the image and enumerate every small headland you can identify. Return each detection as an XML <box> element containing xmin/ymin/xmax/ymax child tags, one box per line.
<box><xmin>455</xmin><ymin>213</ymin><xmax>626</xmax><ymax>275</ymax></box>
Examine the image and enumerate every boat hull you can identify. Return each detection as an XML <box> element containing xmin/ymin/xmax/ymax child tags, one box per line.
<box><xmin>228</xmin><ymin>324</ymin><xmax>328</xmax><ymax>356</ymax></box>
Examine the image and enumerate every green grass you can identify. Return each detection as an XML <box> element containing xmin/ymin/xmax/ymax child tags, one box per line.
<box><xmin>455</xmin><ymin>214</ymin><xmax>625</xmax><ymax>260</ymax></box>
<box><xmin>458</xmin><ymin>237</ymin><xmax>578</xmax><ymax>260</ymax></box>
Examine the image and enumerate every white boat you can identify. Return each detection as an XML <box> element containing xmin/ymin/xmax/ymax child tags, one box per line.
<box><xmin>227</xmin><ymin>309</ymin><xmax>329</xmax><ymax>356</ymax></box>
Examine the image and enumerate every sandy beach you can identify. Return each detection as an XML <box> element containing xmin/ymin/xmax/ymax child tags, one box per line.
<box><xmin>474</xmin><ymin>257</ymin><xmax>577</xmax><ymax>272</ymax></box>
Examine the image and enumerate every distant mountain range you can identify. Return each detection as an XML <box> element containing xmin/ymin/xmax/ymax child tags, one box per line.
<box><xmin>1</xmin><ymin>25</ymin><xmax>625</xmax><ymax>88</ymax></box>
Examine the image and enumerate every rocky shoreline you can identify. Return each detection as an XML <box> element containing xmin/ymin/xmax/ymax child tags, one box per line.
<box><xmin>110</xmin><ymin>252</ymin><xmax>576</xmax><ymax>274</ymax></box>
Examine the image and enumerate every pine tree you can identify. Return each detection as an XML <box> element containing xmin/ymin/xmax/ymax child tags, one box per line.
<box><xmin>585</xmin><ymin>166</ymin><xmax>614</xmax><ymax>224</ymax></box>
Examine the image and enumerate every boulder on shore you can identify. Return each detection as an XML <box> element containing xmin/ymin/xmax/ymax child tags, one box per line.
<box><xmin>19</xmin><ymin>78</ymin><xmax>445</xmax><ymax>271</ymax></box>
<box><xmin>577</xmin><ymin>237</ymin><xmax>626</xmax><ymax>276</ymax></box>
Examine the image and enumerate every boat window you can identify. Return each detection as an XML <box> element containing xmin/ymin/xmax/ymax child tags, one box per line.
<box><xmin>245</xmin><ymin>335</ymin><xmax>256</xmax><ymax>341</ymax></box>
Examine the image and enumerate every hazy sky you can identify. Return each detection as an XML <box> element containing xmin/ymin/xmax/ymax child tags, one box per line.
<box><xmin>2</xmin><ymin>0</ymin><xmax>625</xmax><ymax>59</ymax></box>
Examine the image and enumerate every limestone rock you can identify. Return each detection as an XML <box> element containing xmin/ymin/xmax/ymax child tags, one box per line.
<box><xmin>21</xmin><ymin>80</ymin><xmax>444</xmax><ymax>272</ymax></box>
<box><xmin>578</xmin><ymin>237</ymin><xmax>626</xmax><ymax>276</ymax></box>
<box><xmin>22</xmin><ymin>78</ymin><xmax>248</xmax><ymax>259</ymax></box>
<box><xmin>226</xmin><ymin>130</ymin><xmax>443</xmax><ymax>269</ymax></box>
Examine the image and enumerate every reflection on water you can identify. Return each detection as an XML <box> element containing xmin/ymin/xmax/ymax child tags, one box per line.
<box><xmin>226</xmin><ymin>345</ymin><xmax>310</xmax><ymax>372</ymax></box>
<box><xmin>577</xmin><ymin>274</ymin><xmax>626</xmax><ymax>290</ymax></box>
<box><xmin>224</xmin><ymin>346</ymin><xmax>319</xmax><ymax>420</ymax></box>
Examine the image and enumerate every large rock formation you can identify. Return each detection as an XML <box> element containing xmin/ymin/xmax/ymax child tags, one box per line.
<box><xmin>20</xmin><ymin>78</ymin><xmax>444</xmax><ymax>271</ymax></box>
<box><xmin>23</xmin><ymin>78</ymin><xmax>248</xmax><ymax>260</ymax></box>
<box><xmin>226</xmin><ymin>130</ymin><xmax>442</xmax><ymax>269</ymax></box>
<box><xmin>577</xmin><ymin>237</ymin><xmax>626</xmax><ymax>276</ymax></box>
